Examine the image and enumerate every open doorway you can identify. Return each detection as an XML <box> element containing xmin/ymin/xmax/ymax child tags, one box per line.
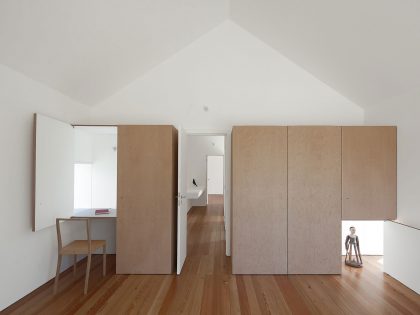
<box><xmin>186</xmin><ymin>135</ymin><xmax>225</xmax><ymax>209</ymax></box>
<box><xmin>177</xmin><ymin>133</ymin><xmax>228</xmax><ymax>274</ymax></box>
<box><xmin>206</xmin><ymin>155</ymin><xmax>224</xmax><ymax>205</ymax></box>
<box><xmin>342</xmin><ymin>220</ymin><xmax>384</xmax><ymax>267</ymax></box>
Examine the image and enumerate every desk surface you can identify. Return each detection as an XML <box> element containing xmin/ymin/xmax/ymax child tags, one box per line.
<box><xmin>73</xmin><ymin>208</ymin><xmax>117</xmax><ymax>218</ymax></box>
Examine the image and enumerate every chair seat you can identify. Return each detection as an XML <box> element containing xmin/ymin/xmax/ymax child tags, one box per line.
<box><xmin>60</xmin><ymin>240</ymin><xmax>106</xmax><ymax>255</ymax></box>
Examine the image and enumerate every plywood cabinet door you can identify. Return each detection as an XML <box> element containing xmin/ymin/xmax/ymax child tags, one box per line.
<box><xmin>342</xmin><ymin>127</ymin><xmax>397</xmax><ymax>220</ymax></box>
<box><xmin>117</xmin><ymin>125</ymin><xmax>177</xmax><ymax>274</ymax></box>
<box><xmin>232</xmin><ymin>126</ymin><xmax>288</xmax><ymax>274</ymax></box>
<box><xmin>288</xmin><ymin>126</ymin><xmax>342</xmax><ymax>274</ymax></box>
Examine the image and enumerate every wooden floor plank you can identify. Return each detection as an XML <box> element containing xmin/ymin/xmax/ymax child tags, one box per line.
<box><xmin>3</xmin><ymin>194</ymin><xmax>420</xmax><ymax>314</ymax></box>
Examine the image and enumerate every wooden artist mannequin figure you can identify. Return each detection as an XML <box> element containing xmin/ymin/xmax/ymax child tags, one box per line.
<box><xmin>345</xmin><ymin>226</ymin><xmax>363</xmax><ymax>268</ymax></box>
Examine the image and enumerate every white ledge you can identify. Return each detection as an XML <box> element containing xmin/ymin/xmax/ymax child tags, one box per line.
<box><xmin>185</xmin><ymin>187</ymin><xmax>204</xmax><ymax>200</ymax></box>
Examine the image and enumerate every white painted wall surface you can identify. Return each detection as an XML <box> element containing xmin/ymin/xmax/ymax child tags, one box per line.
<box><xmin>74</xmin><ymin>129</ymin><xmax>93</xmax><ymax>163</ymax></box>
<box><xmin>384</xmin><ymin>221</ymin><xmax>420</xmax><ymax>294</ymax></box>
<box><xmin>187</xmin><ymin>135</ymin><xmax>224</xmax><ymax>207</ymax></box>
<box><xmin>207</xmin><ymin>156</ymin><xmax>224</xmax><ymax>195</ymax></box>
<box><xmin>91</xmin><ymin>134</ymin><xmax>117</xmax><ymax>209</ymax></box>
<box><xmin>341</xmin><ymin>221</ymin><xmax>384</xmax><ymax>256</ymax></box>
<box><xmin>90</xmin><ymin>21</ymin><xmax>364</xmax><ymax>128</ymax></box>
<box><xmin>0</xmin><ymin>65</ymin><xmax>90</xmax><ymax>311</ymax></box>
<box><xmin>74</xmin><ymin>128</ymin><xmax>117</xmax><ymax>209</ymax></box>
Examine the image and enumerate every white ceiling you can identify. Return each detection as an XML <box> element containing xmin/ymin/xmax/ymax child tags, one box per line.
<box><xmin>230</xmin><ymin>0</ymin><xmax>420</xmax><ymax>107</ymax></box>
<box><xmin>0</xmin><ymin>0</ymin><xmax>228</xmax><ymax>105</ymax></box>
<box><xmin>1</xmin><ymin>0</ymin><xmax>419</xmax><ymax>108</ymax></box>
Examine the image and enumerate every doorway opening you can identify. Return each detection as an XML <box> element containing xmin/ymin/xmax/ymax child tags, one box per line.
<box><xmin>177</xmin><ymin>134</ymin><xmax>227</xmax><ymax>274</ymax></box>
<box><xmin>342</xmin><ymin>220</ymin><xmax>384</xmax><ymax>266</ymax></box>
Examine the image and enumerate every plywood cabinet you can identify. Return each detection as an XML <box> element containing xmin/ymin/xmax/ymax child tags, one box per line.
<box><xmin>116</xmin><ymin>125</ymin><xmax>178</xmax><ymax>274</ymax></box>
<box><xmin>232</xmin><ymin>126</ymin><xmax>288</xmax><ymax>274</ymax></box>
<box><xmin>231</xmin><ymin>125</ymin><xmax>396</xmax><ymax>275</ymax></box>
<box><xmin>342</xmin><ymin>126</ymin><xmax>397</xmax><ymax>220</ymax></box>
<box><xmin>287</xmin><ymin>126</ymin><xmax>342</xmax><ymax>274</ymax></box>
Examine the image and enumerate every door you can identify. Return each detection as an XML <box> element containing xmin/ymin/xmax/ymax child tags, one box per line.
<box><xmin>207</xmin><ymin>155</ymin><xmax>224</xmax><ymax>202</ymax></box>
<box><xmin>287</xmin><ymin>126</ymin><xmax>342</xmax><ymax>274</ymax></box>
<box><xmin>177</xmin><ymin>128</ymin><xmax>188</xmax><ymax>274</ymax></box>
<box><xmin>342</xmin><ymin>126</ymin><xmax>397</xmax><ymax>220</ymax></box>
<box><xmin>232</xmin><ymin>126</ymin><xmax>288</xmax><ymax>274</ymax></box>
<box><xmin>34</xmin><ymin>114</ymin><xmax>74</xmax><ymax>231</ymax></box>
<box><xmin>117</xmin><ymin>126</ymin><xmax>176</xmax><ymax>274</ymax></box>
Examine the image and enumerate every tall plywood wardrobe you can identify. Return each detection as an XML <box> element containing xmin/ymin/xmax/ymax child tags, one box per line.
<box><xmin>117</xmin><ymin>125</ymin><xmax>178</xmax><ymax>274</ymax></box>
<box><xmin>232</xmin><ymin>126</ymin><xmax>396</xmax><ymax>275</ymax></box>
<box><xmin>287</xmin><ymin>126</ymin><xmax>342</xmax><ymax>274</ymax></box>
<box><xmin>232</xmin><ymin>127</ymin><xmax>288</xmax><ymax>274</ymax></box>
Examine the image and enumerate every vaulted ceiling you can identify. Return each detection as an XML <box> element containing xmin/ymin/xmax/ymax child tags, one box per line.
<box><xmin>0</xmin><ymin>0</ymin><xmax>229</xmax><ymax>105</ymax></box>
<box><xmin>1</xmin><ymin>0</ymin><xmax>419</xmax><ymax>107</ymax></box>
<box><xmin>231</xmin><ymin>0</ymin><xmax>420</xmax><ymax>108</ymax></box>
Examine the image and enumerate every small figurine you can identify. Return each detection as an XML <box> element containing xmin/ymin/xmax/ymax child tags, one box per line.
<box><xmin>345</xmin><ymin>226</ymin><xmax>363</xmax><ymax>268</ymax></box>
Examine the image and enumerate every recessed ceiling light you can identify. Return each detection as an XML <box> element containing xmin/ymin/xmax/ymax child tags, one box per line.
<box><xmin>203</xmin><ymin>106</ymin><xmax>209</xmax><ymax>112</ymax></box>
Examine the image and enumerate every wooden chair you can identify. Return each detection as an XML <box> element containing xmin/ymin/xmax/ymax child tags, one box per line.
<box><xmin>54</xmin><ymin>218</ymin><xmax>106</xmax><ymax>295</ymax></box>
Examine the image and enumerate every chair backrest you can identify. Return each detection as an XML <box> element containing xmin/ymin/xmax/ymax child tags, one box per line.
<box><xmin>56</xmin><ymin>218</ymin><xmax>91</xmax><ymax>252</ymax></box>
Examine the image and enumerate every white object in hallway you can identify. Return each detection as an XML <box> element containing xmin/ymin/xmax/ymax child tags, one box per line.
<box><xmin>207</xmin><ymin>155</ymin><xmax>224</xmax><ymax>196</ymax></box>
<box><xmin>177</xmin><ymin>128</ymin><xmax>188</xmax><ymax>275</ymax></box>
<box><xmin>185</xmin><ymin>187</ymin><xmax>204</xmax><ymax>199</ymax></box>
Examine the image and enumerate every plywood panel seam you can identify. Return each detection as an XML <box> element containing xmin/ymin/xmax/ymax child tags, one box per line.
<box><xmin>286</xmin><ymin>126</ymin><xmax>289</xmax><ymax>275</ymax></box>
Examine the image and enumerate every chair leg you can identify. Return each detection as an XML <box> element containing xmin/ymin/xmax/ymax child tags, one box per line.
<box><xmin>73</xmin><ymin>255</ymin><xmax>77</xmax><ymax>276</ymax></box>
<box><xmin>53</xmin><ymin>254</ymin><xmax>62</xmax><ymax>294</ymax></box>
<box><xmin>102</xmin><ymin>245</ymin><xmax>107</xmax><ymax>277</ymax></box>
<box><xmin>84</xmin><ymin>254</ymin><xmax>92</xmax><ymax>295</ymax></box>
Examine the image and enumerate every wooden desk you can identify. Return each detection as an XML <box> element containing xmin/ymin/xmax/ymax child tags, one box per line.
<box><xmin>72</xmin><ymin>208</ymin><xmax>117</xmax><ymax>218</ymax></box>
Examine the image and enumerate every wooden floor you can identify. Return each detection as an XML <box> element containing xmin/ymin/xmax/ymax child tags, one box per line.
<box><xmin>4</xmin><ymin>194</ymin><xmax>420</xmax><ymax>314</ymax></box>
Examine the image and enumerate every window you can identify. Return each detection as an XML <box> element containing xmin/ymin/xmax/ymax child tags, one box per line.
<box><xmin>74</xmin><ymin>163</ymin><xmax>92</xmax><ymax>209</ymax></box>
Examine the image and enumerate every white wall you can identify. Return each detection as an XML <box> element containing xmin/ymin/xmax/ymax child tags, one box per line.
<box><xmin>74</xmin><ymin>129</ymin><xmax>93</xmax><ymax>163</ymax></box>
<box><xmin>187</xmin><ymin>135</ymin><xmax>224</xmax><ymax>207</ymax></box>
<box><xmin>91</xmin><ymin>134</ymin><xmax>117</xmax><ymax>209</ymax></box>
<box><xmin>89</xmin><ymin>21</ymin><xmax>364</xmax><ymax>128</ymax></box>
<box><xmin>341</xmin><ymin>221</ymin><xmax>384</xmax><ymax>256</ymax></box>
<box><xmin>207</xmin><ymin>155</ymin><xmax>224</xmax><ymax>195</ymax></box>
<box><xmin>74</xmin><ymin>128</ymin><xmax>117</xmax><ymax>209</ymax></box>
<box><xmin>0</xmin><ymin>64</ymin><xmax>90</xmax><ymax>311</ymax></box>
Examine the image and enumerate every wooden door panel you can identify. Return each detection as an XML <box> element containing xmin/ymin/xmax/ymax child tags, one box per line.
<box><xmin>342</xmin><ymin>126</ymin><xmax>397</xmax><ymax>220</ymax></box>
<box><xmin>117</xmin><ymin>125</ymin><xmax>176</xmax><ymax>274</ymax></box>
<box><xmin>232</xmin><ymin>126</ymin><xmax>288</xmax><ymax>274</ymax></box>
<box><xmin>288</xmin><ymin>126</ymin><xmax>342</xmax><ymax>274</ymax></box>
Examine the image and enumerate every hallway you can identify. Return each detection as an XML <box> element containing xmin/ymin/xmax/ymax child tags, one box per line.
<box><xmin>182</xmin><ymin>194</ymin><xmax>228</xmax><ymax>276</ymax></box>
